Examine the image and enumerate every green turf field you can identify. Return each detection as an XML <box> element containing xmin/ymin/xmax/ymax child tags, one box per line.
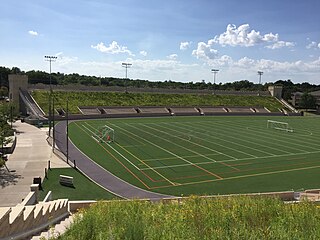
<box><xmin>69</xmin><ymin>116</ymin><xmax>320</xmax><ymax>196</ymax></box>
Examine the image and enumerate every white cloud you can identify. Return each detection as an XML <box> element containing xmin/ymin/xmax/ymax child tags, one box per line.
<box><xmin>91</xmin><ymin>41</ymin><xmax>135</xmax><ymax>56</ymax></box>
<box><xmin>180</xmin><ymin>41</ymin><xmax>191</xmax><ymax>50</ymax></box>
<box><xmin>306</xmin><ymin>41</ymin><xmax>320</xmax><ymax>49</ymax></box>
<box><xmin>167</xmin><ymin>54</ymin><xmax>178</xmax><ymax>60</ymax></box>
<box><xmin>55</xmin><ymin>52</ymin><xmax>78</xmax><ymax>66</ymax></box>
<box><xmin>213</xmin><ymin>24</ymin><xmax>294</xmax><ymax>49</ymax></box>
<box><xmin>192</xmin><ymin>41</ymin><xmax>218</xmax><ymax>60</ymax></box>
<box><xmin>140</xmin><ymin>50</ymin><xmax>147</xmax><ymax>57</ymax></box>
<box><xmin>266</xmin><ymin>41</ymin><xmax>295</xmax><ymax>49</ymax></box>
<box><xmin>28</xmin><ymin>30</ymin><xmax>38</xmax><ymax>36</ymax></box>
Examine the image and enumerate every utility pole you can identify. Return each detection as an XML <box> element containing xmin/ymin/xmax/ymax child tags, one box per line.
<box><xmin>66</xmin><ymin>98</ymin><xmax>69</xmax><ymax>164</ymax></box>
<box><xmin>44</xmin><ymin>56</ymin><xmax>57</xmax><ymax>139</ymax></box>
<box><xmin>122</xmin><ymin>63</ymin><xmax>132</xmax><ymax>93</ymax></box>
<box><xmin>211</xmin><ymin>69</ymin><xmax>219</xmax><ymax>95</ymax></box>
<box><xmin>258</xmin><ymin>71</ymin><xmax>263</xmax><ymax>96</ymax></box>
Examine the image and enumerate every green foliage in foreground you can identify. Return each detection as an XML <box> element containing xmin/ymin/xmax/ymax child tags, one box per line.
<box><xmin>54</xmin><ymin>196</ymin><xmax>320</xmax><ymax>240</ymax></box>
<box><xmin>39</xmin><ymin>168</ymin><xmax>118</xmax><ymax>201</ymax></box>
<box><xmin>31</xmin><ymin>90</ymin><xmax>283</xmax><ymax>114</ymax></box>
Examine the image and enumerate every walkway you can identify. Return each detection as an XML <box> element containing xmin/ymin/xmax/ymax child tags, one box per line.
<box><xmin>55</xmin><ymin>121</ymin><xmax>172</xmax><ymax>200</ymax></box>
<box><xmin>0</xmin><ymin>121</ymin><xmax>69</xmax><ymax>207</ymax></box>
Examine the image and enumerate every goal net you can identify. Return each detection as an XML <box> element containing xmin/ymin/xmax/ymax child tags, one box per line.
<box><xmin>92</xmin><ymin>125</ymin><xmax>115</xmax><ymax>143</ymax></box>
<box><xmin>267</xmin><ymin>120</ymin><xmax>293</xmax><ymax>132</ymax></box>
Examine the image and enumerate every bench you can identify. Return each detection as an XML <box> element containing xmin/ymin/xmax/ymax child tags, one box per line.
<box><xmin>59</xmin><ymin>175</ymin><xmax>74</xmax><ymax>187</ymax></box>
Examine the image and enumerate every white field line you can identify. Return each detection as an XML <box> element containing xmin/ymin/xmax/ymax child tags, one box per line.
<box><xmin>140</xmin><ymin>161</ymin><xmax>216</xmax><ymax>171</ymax></box>
<box><xmin>113</xmin><ymin>140</ymin><xmax>177</xmax><ymax>186</ymax></box>
<box><xmin>221</xmin><ymin>120</ymin><xmax>320</xmax><ymax>151</ymax></box>
<box><xmin>162</xmin><ymin>164</ymin><xmax>320</xmax><ymax>188</ymax></box>
<box><xmin>216</xmin><ymin>120</ymin><xmax>315</xmax><ymax>151</ymax></box>
<box><xmin>142</xmin><ymin>153</ymin><xmax>221</xmax><ymax>162</ymax></box>
<box><xmin>218</xmin><ymin>149</ymin><xmax>320</xmax><ymax>164</ymax></box>
<box><xmin>195</xmin><ymin>121</ymin><xmax>294</xmax><ymax>155</ymax></box>
<box><xmin>161</xmin><ymin>122</ymin><xmax>267</xmax><ymax>158</ymax></box>
<box><xmin>81</xmin><ymin>123</ymin><xmax>141</xmax><ymax>171</ymax></box>
<box><xmin>140</xmin><ymin>123</ymin><xmax>227</xmax><ymax>162</ymax></box>
<box><xmin>112</xmin><ymin>123</ymin><xmax>220</xmax><ymax>176</ymax></box>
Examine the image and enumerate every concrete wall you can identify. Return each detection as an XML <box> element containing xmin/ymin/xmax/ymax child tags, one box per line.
<box><xmin>9</xmin><ymin>74</ymin><xmax>28</xmax><ymax>114</ymax></box>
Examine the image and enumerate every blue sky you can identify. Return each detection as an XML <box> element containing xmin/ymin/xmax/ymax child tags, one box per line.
<box><xmin>1</xmin><ymin>0</ymin><xmax>320</xmax><ymax>84</ymax></box>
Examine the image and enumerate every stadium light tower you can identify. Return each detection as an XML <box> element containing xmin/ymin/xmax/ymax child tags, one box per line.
<box><xmin>257</xmin><ymin>71</ymin><xmax>263</xmax><ymax>96</ymax></box>
<box><xmin>122</xmin><ymin>62</ymin><xmax>132</xmax><ymax>93</ymax></box>
<box><xmin>44</xmin><ymin>55</ymin><xmax>57</xmax><ymax>142</ymax></box>
<box><xmin>211</xmin><ymin>69</ymin><xmax>219</xmax><ymax>95</ymax></box>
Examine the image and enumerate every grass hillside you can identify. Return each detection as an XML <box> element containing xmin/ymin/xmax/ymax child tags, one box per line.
<box><xmin>55</xmin><ymin>196</ymin><xmax>320</xmax><ymax>240</ymax></box>
<box><xmin>31</xmin><ymin>90</ymin><xmax>283</xmax><ymax>114</ymax></box>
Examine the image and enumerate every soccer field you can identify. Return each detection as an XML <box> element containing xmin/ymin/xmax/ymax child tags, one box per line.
<box><xmin>69</xmin><ymin>116</ymin><xmax>320</xmax><ymax>196</ymax></box>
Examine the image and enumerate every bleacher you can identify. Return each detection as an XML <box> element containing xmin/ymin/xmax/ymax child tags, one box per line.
<box><xmin>79</xmin><ymin>107</ymin><xmax>102</xmax><ymax>115</ymax></box>
<box><xmin>253</xmin><ymin>107</ymin><xmax>270</xmax><ymax>113</ymax></box>
<box><xmin>199</xmin><ymin>107</ymin><xmax>226</xmax><ymax>114</ymax></box>
<box><xmin>169</xmin><ymin>107</ymin><xmax>200</xmax><ymax>116</ymax></box>
<box><xmin>138</xmin><ymin>107</ymin><xmax>170</xmax><ymax>114</ymax></box>
<box><xmin>103</xmin><ymin>107</ymin><xmax>138</xmax><ymax>115</ymax></box>
<box><xmin>227</xmin><ymin>107</ymin><xmax>253</xmax><ymax>113</ymax></box>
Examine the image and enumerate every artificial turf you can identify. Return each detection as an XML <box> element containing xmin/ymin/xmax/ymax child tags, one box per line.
<box><xmin>68</xmin><ymin>116</ymin><xmax>320</xmax><ymax>196</ymax></box>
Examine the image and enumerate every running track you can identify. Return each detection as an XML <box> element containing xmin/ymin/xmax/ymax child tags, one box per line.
<box><xmin>55</xmin><ymin>121</ymin><xmax>172</xmax><ymax>200</ymax></box>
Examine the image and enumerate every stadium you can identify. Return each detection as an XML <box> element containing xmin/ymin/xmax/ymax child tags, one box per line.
<box><xmin>1</xmin><ymin>73</ymin><xmax>320</xmax><ymax>239</ymax></box>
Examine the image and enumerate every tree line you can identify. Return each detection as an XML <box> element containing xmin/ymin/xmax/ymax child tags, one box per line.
<box><xmin>0</xmin><ymin>66</ymin><xmax>319</xmax><ymax>101</ymax></box>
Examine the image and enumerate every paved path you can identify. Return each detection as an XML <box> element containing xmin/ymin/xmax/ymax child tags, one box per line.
<box><xmin>55</xmin><ymin>121</ymin><xmax>172</xmax><ymax>200</ymax></box>
<box><xmin>0</xmin><ymin>121</ymin><xmax>69</xmax><ymax>207</ymax></box>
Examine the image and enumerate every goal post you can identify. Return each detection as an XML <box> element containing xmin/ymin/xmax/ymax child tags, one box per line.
<box><xmin>92</xmin><ymin>125</ymin><xmax>115</xmax><ymax>143</ymax></box>
<box><xmin>267</xmin><ymin>120</ymin><xmax>293</xmax><ymax>132</ymax></box>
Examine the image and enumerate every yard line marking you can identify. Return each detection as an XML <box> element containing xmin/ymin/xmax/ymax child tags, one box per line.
<box><xmin>115</xmin><ymin>142</ymin><xmax>176</xmax><ymax>186</ymax></box>
<box><xmin>143</xmin><ymin>123</ymin><xmax>240</xmax><ymax>171</ymax></box>
<box><xmin>74</xmin><ymin>122</ymin><xmax>151</xmax><ymax>189</ymax></box>
<box><xmin>218</xmin><ymin>150</ymin><xmax>320</xmax><ymax>164</ymax></box>
<box><xmin>82</xmin><ymin>122</ymin><xmax>141</xmax><ymax>171</ymax></box>
<box><xmin>175</xmin><ymin>121</ymin><xmax>279</xmax><ymax>156</ymax></box>
<box><xmin>221</xmin><ymin>120</ymin><xmax>318</xmax><ymax>152</ymax></box>
<box><xmin>161</xmin><ymin>122</ymin><xmax>262</xmax><ymax>158</ymax></box>
<box><xmin>139</xmin><ymin>161</ymin><xmax>215</xmax><ymax>171</ymax></box>
<box><xmin>141</xmin><ymin>124</ymin><xmax>219</xmax><ymax>162</ymax></box>
<box><xmin>199</xmin><ymin>121</ymin><xmax>294</xmax><ymax>155</ymax></box>
<box><xmin>142</xmin><ymin>153</ymin><xmax>221</xmax><ymax>162</ymax></box>
<box><xmin>150</xmin><ymin>164</ymin><xmax>320</xmax><ymax>190</ymax></box>
<box><xmin>114</xmin><ymin>123</ymin><xmax>223</xmax><ymax>180</ymax></box>
<box><xmin>85</xmin><ymin>122</ymin><xmax>175</xmax><ymax>186</ymax></box>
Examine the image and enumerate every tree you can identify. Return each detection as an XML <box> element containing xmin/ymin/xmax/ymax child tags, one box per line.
<box><xmin>299</xmin><ymin>93</ymin><xmax>317</xmax><ymax>109</ymax></box>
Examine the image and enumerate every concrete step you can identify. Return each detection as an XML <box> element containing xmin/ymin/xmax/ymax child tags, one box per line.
<box><xmin>9</xmin><ymin>205</ymin><xmax>25</xmax><ymax>224</ymax></box>
<box><xmin>29</xmin><ymin>213</ymin><xmax>74</xmax><ymax>240</ymax></box>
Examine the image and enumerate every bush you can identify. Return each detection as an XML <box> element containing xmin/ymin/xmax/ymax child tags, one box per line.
<box><xmin>54</xmin><ymin>196</ymin><xmax>320</xmax><ymax>239</ymax></box>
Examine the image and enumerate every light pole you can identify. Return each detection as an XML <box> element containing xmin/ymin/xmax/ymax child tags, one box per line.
<box><xmin>44</xmin><ymin>56</ymin><xmax>57</xmax><ymax>140</ymax></box>
<box><xmin>122</xmin><ymin>62</ymin><xmax>132</xmax><ymax>93</ymax></box>
<box><xmin>211</xmin><ymin>69</ymin><xmax>219</xmax><ymax>95</ymax></box>
<box><xmin>257</xmin><ymin>71</ymin><xmax>263</xmax><ymax>96</ymax></box>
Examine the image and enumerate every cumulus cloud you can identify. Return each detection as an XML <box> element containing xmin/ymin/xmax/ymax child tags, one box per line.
<box><xmin>213</xmin><ymin>24</ymin><xmax>294</xmax><ymax>49</ymax></box>
<box><xmin>192</xmin><ymin>40</ymin><xmax>218</xmax><ymax>60</ymax></box>
<box><xmin>266</xmin><ymin>41</ymin><xmax>295</xmax><ymax>49</ymax></box>
<box><xmin>140</xmin><ymin>50</ymin><xmax>147</xmax><ymax>57</ymax></box>
<box><xmin>167</xmin><ymin>54</ymin><xmax>178</xmax><ymax>60</ymax></box>
<box><xmin>55</xmin><ymin>52</ymin><xmax>78</xmax><ymax>65</ymax></box>
<box><xmin>306</xmin><ymin>41</ymin><xmax>320</xmax><ymax>49</ymax></box>
<box><xmin>28</xmin><ymin>30</ymin><xmax>38</xmax><ymax>36</ymax></box>
<box><xmin>180</xmin><ymin>41</ymin><xmax>191</xmax><ymax>50</ymax></box>
<box><xmin>91</xmin><ymin>41</ymin><xmax>135</xmax><ymax>56</ymax></box>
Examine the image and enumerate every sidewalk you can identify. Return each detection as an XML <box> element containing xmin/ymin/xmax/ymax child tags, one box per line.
<box><xmin>0</xmin><ymin>121</ymin><xmax>69</xmax><ymax>207</ymax></box>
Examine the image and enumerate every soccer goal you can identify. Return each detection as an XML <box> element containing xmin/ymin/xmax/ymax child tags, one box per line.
<box><xmin>92</xmin><ymin>125</ymin><xmax>115</xmax><ymax>143</ymax></box>
<box><xmin>267</xmin><ymin>120</ymin><xmax>293</xmax><ymax>132</ymax></box>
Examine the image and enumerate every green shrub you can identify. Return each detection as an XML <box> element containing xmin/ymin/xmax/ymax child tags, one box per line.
<box><xmin>54</xmin><ymin>196</ymin><xmax>320</xmax><ymax>240</ymax></box>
